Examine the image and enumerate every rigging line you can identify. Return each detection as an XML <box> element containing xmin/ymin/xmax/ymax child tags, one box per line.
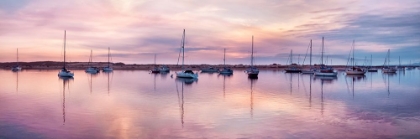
<box><xmin>302</xmin><ymin>41</ymin><xmax>311</xmax><ymax>65</ymax></box>
<box><xmin>345</xmin><ymin>45</ymin><xmax>352</xmax><ymax>67</ymax></box>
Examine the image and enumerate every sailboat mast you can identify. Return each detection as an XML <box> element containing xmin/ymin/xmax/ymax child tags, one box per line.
<box><xmin>321</xmin><ymin>37</ymin><xmax>324</xmax><ymax>65</ymax></box>
<box><xmin>352</xmin><ymin>40</ymin><xmax>355</xmax><ymax>67</ymax></box>
<box><xmin>290</xmin><ymin>50</ymin><xmax>293</xmax><ymax>64</ymax></box>
<box><xmin>388</xmin><ymin>49</ymin><xmax>390</xmax><ymax>67</ymax></box>
<box><xmin>108</xmin><ymin>47</ymin><xmax>110</xmax><ymax>67</ymax></box>
<box><xmin>16</xmin><ymin>48</ymin><xmax>18</xmax><ymax>66</ymax></box>
<box><xmin>371</xmin><ymin>54</ymin><xmax>373</xmax><ymax>67</ymax></box>
<box><xmin>251</xmin><ymin>36</ymin><xmax>254</xmax><ymax>66</ymax></box>
<box><xmin>64</xmin><ymin>30</ymin><xmax>66</xmax><ymax>68</ymax></box>
<box><xmin>399</xmin><ymin>56</ymin><xmax>401</xmax><ymax>67</ymax></box>
<box><xmin>182</xmin><ymin>29</ymin><xmax>185</xmax><ymax>69</ymax></box>
<box><xmin>224</xmin><ymin>48</ymin><xmax>226</xmax><ymax>66</ymax></box>
<box><xmin>310</xmin><ymin>40</ymin><xmax>312</xmax><ymax>67</ymax></box>
<box><xmin>154</xmin><ymin>54</ymin><xmax>157</xmax><ymax>65</ymax></box>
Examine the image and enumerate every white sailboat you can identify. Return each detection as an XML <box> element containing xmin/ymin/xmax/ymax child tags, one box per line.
<box><xmin>245</xmin><ymin>36</ymin><xmax>259</xmax><ymax>78</ymax></box>
<box><xmin>102</xmin><ymin>47</ymin><xmax>113</xmax><ymax>72</ymax></box>
<box><xmin>58</xmin><ymin>30</ymin><xmax>74</xmax><ymax>77</ymax></box>
<box><xmin>11</xmin><ymin>48</ymin><xmax>22</xmax><ymax>71</ymax></box>
<box><xmin>314</xmin><ymin>37</ymin><xmax>337</xmax><ymax>77</ymax></box>
<box><xmin>85</xmin><ymin>50</ymin><xmax>100</xmax><ymax>73</ymax></box>
<box><xmin>302</xmin><ymin>40</ymin><xmax>316</xmax><ymax>74</ymax></box>
<box><xmin>382</xmin><ymin>49</ymin><xmax>397</xmax><ymax>73</ymax></box>
<box><xmin>176</xmin><ymin>29</ymin><xmax>198</xmax><ymax>79</ymax></box>
<box><xmin>345</xmin><ymin>40</ymin><xmax>366</xmax><ymax>75</ymax></box>
<box><xmin>219</xmin><ymin>48</ymin><xmax>233</xmax><ymax>75</ymax></box>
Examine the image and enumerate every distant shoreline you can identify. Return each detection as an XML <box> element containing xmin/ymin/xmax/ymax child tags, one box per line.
<box><xmin>0</xmin><ymin>61</ymin><xmax>416</xmax><ymax>70</ymax></box>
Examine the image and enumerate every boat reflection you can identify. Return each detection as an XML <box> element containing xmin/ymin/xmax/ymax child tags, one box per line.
<box><xmin>87</xmin><ymin>72</ymin><xmax>98</xmax><ymax>94</ymax></box>
<box><xmin>104</xmin><ymin>72</ymin><xmax>113</xmax><ymax>95</ymax></box>
<box><xmin>176</xmin><ymin>78</ymin><xmax>198</xmax><ymax>85</ymax></box>
<box><xmin>59</xmin><ymin>76</ymin><xmax>73</xmax><ymax>125</ymax></box>
<box><xmin>176</xmin><ymin>79</ymin><xmax>185</xmax><ymax>127</ymax></box>
<box><xmin>313</xmin><ymin>75</ymin><xmax>337</xmax><ymax>84</ymax></box>
<box><xmin>15</xmin><ymin>71</ymin><xmax>19</xmax><ymax>93</ymax></box>
<box><xmin>345</xmin><ymin>75</ymin><xmax>362</xmax><ymax>99</ymax></box>
<box><xmin>249</xmin><ymin>78</ymin><xmax>256</xmax><ymax>118</ymax></box>
<box><xmin>345</xmin><ymin>75</ymin><xmax>366</xmax><ymax>82</ymax></box>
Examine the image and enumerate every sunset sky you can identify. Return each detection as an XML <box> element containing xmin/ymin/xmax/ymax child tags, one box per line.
<box><xmin>0</xmin><ymin>0</ymin><xmax>419</xmax><ymax>65</ymax></box>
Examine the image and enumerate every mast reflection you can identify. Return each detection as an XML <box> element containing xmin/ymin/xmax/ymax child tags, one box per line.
<box><xmin>249</xmin><ymin>78</ymin><xmax>257</xmax><ymax>118</ymax></box>
<box><xmin>176</xmin><ymin>80</ymin><xmax>185</xmax><ymax>127</ymax></box>
<box><xmin>345</xmin><ymin>75</ymin><xmax>365</xmax><ymax>99</ymax></box>
<box><xmin>59</xmin><ymin>76</ymin><xmax>73</xmax><ymax>125</ymax></box>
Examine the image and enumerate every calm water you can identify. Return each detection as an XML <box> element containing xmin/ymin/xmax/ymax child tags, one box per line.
<box><xmin>1</xmin><ymin>69</ymin><xmax>420</xmax><ymax>138</ymax></box>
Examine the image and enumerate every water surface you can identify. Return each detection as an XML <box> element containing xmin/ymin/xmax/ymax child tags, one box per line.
<box><xmin>1</xmin><ymin>69</ymin><xmax>420</xmax><ymax>138</ymax></box>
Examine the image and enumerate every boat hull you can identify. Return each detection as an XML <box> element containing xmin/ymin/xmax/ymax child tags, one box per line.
<box><xmin>314</xmin><ymin>72</ymin><xmax>337</xmax><ymax>77</ymax></box>
<box><xmin>201</xmin><ymin>69</ymin><xmax>220</xmax><ymax>73</ymax></box>
<box><xmin>345</xmin><ymin>70</ymin><xmax>366</xmax><ymax>75</ymax></box>
<box><xmin>367</xmin><ymin>68</ymin><xmax>378</xmax><ymax>72</ymax></box>
<box><xmin>382</xmin><ymin>68</ymin><xmax>397</xmax><ymax>73</ymax></box>
<box><xmin>11</xmin><ymin>67</ymin><xmax>22</xmax><ymax>71</ymax></box>
<box><xmin>102</xmin><ymin>67</ymin><xmax>113</xmax><ymax>72</ymax></box>
<box><xmin>58</xmin><ymin>71</ymin><xmax>74</xmax><ymax>77</ymax></box>
<box><xmin>176</xmin><ymin>72</ymin><xmax>198</xmax><ymax>78</ymax></box>
<box><xmin>151</xmin><ymin>70</ymin><xmax>160</xmax><ymax>73</ymax></box>
<box><xmin>285</xmin><ymin>69</ymin><xmax>301</xmax><ymax>73</ymax></box>
<box><xmin>85</xmin><ymin>68</ymin><xmax>100</xmax><ymax>74</ymax></box>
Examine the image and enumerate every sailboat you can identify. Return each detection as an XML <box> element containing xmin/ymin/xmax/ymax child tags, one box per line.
<box><xmin>102</xmin><ymin>47</ymin><xmax>113</xmax><ymax>72</ymax></box>
<box><xmin>367</xmin><ymin>54</ymin><xmax>378</xmax><ymax>72</ymax></box>
<box><xmin>219</xmin><ymin>48</ymin><xmax>233</xmax><ymax>75</ymax></box>
<box><xmin>85</xmin><ymin>50</ymin><xmax>100</xmax><ymax>73</ymax></box>
<box><xmin>285</xmin><ymin>50</ymin><xmax>302</xmax><ymax>73</ymax></box>
<box><xmin>245</xmin><ymin>36</ymin><xmax>259</xmax><ymax>78</ymax></box>
<box><xmin>345</xmin><ymin>40</ymin><xmax>366</xmax><ymax>75</ymax></box>
<box><xmin>406</xmin><ymin>60</ymin><xmax>415</xmax><ymax>70</ymax></box>
<box><xmin>314</xmin><ymin>37</ymin><xmax>337</xmax><ymax>77</ymax></box>
<box><xmin>151</xmin><ymin>54</ymin><xmax>160</xmax><ymax>73</ymax></box>
<box><xmin>382</xmin><ymin>49</ymin><xmax>397</xmax><ymax>73</ymax></box>
<box><xmin>11</xmin><ymin>48</ymin><xmax>22</xmax><ymax>71</ymax></box>
<box><xmin>58</xmin><ymin>30</ymin><xmax>74</xmax><ymax>77</ymax></box>
<box><xmin>302</xmin><ymin>40</ymin><xmax>316</xmax><ymax>74</ymax></box>
<box><xmin>176</xmin><ymin>29</ymin><xmax>198</xmax><ymax>79</ymax></box>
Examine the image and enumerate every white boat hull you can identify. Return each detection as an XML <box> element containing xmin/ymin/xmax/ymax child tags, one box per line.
<box><xmin>176</xmin><ymin>72</ymin><xmax>198</xmax><ymax>78</ymax></box>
